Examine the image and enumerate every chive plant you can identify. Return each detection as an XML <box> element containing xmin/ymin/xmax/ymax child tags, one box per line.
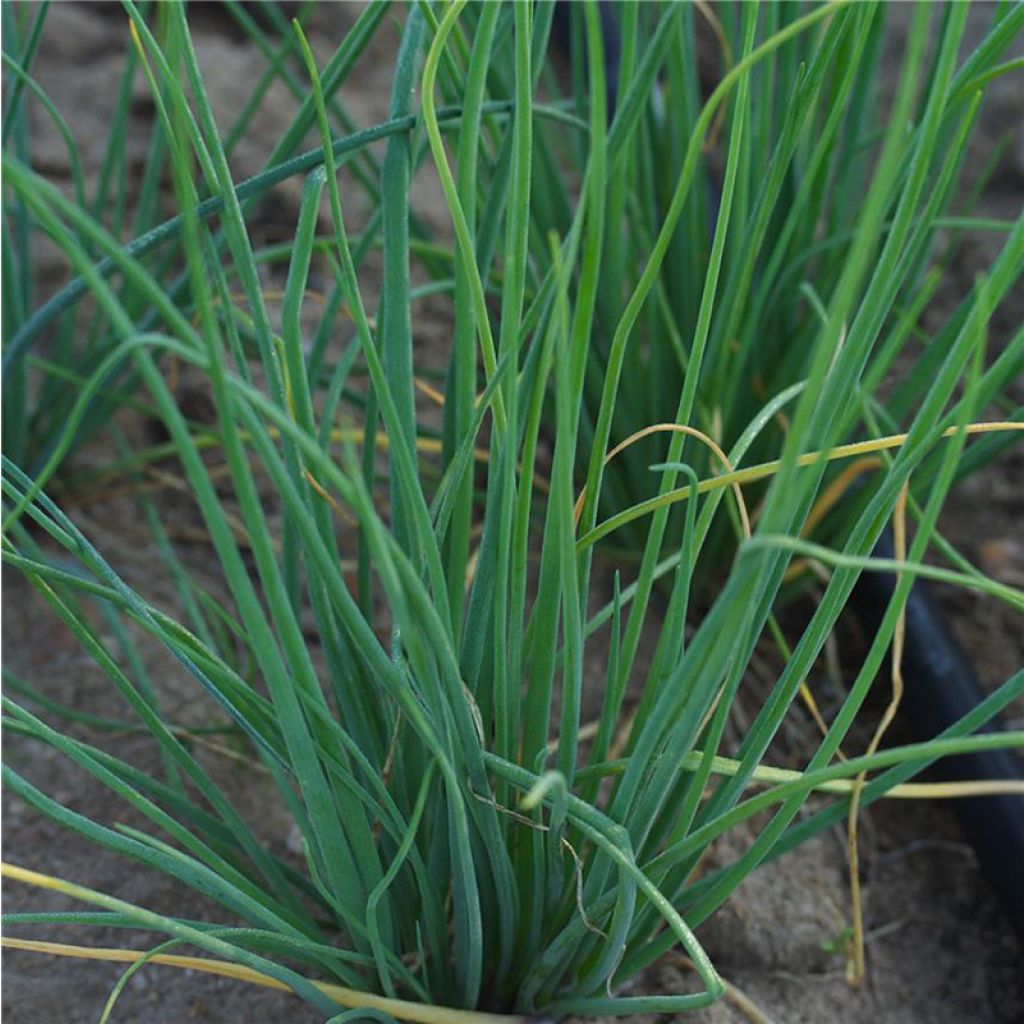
<box><xmin>3</xmin><ymin>1</ymin><xmax>1023</xmax><ymax>1020</ymax></box>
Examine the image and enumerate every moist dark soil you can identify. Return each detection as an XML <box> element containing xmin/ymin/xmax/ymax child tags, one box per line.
<box><xmin>3</xmin><ymin>4</ymin><xmax>1022</xmax><ymax>1023</ymax></box>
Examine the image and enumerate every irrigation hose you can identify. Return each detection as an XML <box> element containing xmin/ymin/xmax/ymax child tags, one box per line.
<box><xmin>851</xmin><ymin>528</ymin><xmax>1024</xmax><ymax>943</ymax></box>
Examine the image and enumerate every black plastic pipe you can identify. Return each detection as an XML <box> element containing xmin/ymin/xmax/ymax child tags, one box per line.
<box><xmin>851</xmin><ymin>529</ymin><xmax>1024</xmax><ymax>943</ymax></box>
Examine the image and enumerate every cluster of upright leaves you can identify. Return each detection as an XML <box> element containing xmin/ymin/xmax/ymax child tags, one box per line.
<box><xmin>2</xmin><ymin>0</ymin><xmax>1023</xmax><ymax>1018</ymax></box>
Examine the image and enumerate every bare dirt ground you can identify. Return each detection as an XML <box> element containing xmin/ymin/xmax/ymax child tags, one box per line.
<box><xmin>3</xmin><ymin>4</ymin><xmax>1022</xmax><ymax>1023</ymax></box>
